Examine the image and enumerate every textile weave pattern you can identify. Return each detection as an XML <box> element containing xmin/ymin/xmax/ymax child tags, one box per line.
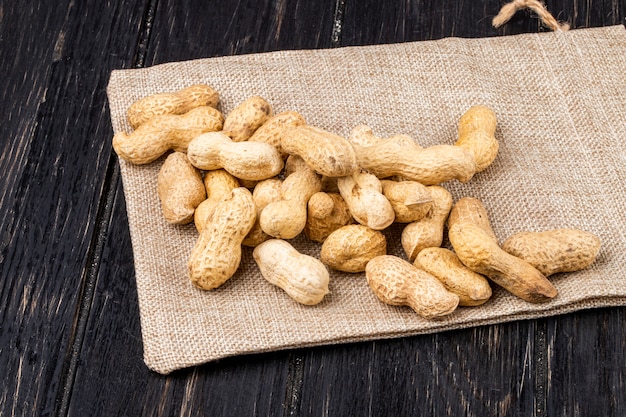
<box><xmin>107</xmin><ymin>26</ymin><xmax>626</xmax><ymax>374</ymax></box>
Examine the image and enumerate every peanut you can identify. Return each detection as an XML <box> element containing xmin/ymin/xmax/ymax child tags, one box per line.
<box><xmin>366</xmin><ymin>255</ymin><xmax>459</xmax><ymax>319</ymax></box>
<box><xmin>248</xmin><ymin>111</ymin><xmax>307</xmax><ymax>158</ymax></box>
<box><xmin>157</xmin><ymin>152</ymin><xmax>206</xmax><ymax>225</ymax></box>
<box><xmin>194</xmin><ymin>170</ymin><xmax>240</xmax><ymax>232</ymax></box>
<box><xmin>113</xmin><ymin>106</ymin><xmax>224</xmax><ymax>165</ymax></box>
<box><xmin>303</xmin><ymin>192</ymin><xmax>354</xmax><ymax>243</ymax></box>
<box><xmin>455</xmin><ymin>105</ymin><xmax>499</xmax><ymax>172</ymax></box>
<box><xmin>253</xmin><ymin>239</ymin><xmax>330</xmax><ymax>305</ymax></box>
<box><xmin>337</xmin><ymin>170</ymin><xmax>395</xmax><ymax>230</ymax></box>
<box><xmin>222</xmin><ymin>96</ymin><xmax>273</xmax><ymax>142</ymax></box>
<box><xmin>238</xmin><ymin>178</ymin><xmax>260</xmax><ymax>189</ymax></box>
<box><xmin>348</xmin><ymin>127</ymin><xmax>477</xmax><ymax>185</ymax></box>
<box><xmin>286</xmin><ymin>155</ymin><xmax>339</xmax><ymax>193</ymax></box>
<box><xmin>448</xmin><ymin>197</ymin><xmax>499</xmax><ymax>243</ymax></box>
<box><xmin>502</xmin><ymin>229</ymin><xmax>601</xmax><ymax>276</ymax></box>
<box><xmin>381</xmin><ymin>179</ymin><xmax>433</xmax><ymax>223</ymax></box>
<box><xmin>349</xmin><ymin>124</ymin><xmax>418</xmax><ymax>148</ymax></box>
<box><xmin>320</xmin><ymin>224</ymin><xmax>386</xmax><ymax>273</ymax></box>
<box><xmin>283</xmin><ymin>154</ymin><xmax>311</xmax><ymax>177</ymax></box>
<box><xmin>188</xmin><ymin>187</ymin><xmax>256</xmax><ymax>290</ymax></box>
<box><xmin>281</xmin><ymin>125</ymin><xmax>359</xmax><ymax>177</ymax></box>
<box><xmin>259</xmin><ymin>164</ymin><xmax>321</xmax><ymax>239</ymax></box>
<box><xmin>127</xmin><ymin>84</ymin><xmax>220</xmax><ymax>129</ymax></box>
<box><xmin>448</xmin><ymin>222</ymin><xmax>557</xmax><ymax>303</ymax></box>
<box><xmin>242</xmin><ymin>178</ymin><xmax>283</xmax><ymax>247</ymax></box>
<box><xmin>458</xmin><ymin>106</ymin><xmax>497</xmax><ymax>137</ymax></box>
<box><xmin>401</xmin><ymin>186</ymin><xmax>453</xmax><ymax>261</ymax></box>
<box><xmin>187</xmin><ymin>131</ymin><xmax>283</xmax><ymax>181</ymax></box>
<box><xmin>415</xmin><ymin>247</ymin><xmax>492</xmax><ymax>306</ymax></box>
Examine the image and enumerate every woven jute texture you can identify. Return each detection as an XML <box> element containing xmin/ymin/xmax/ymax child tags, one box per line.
<box><xmin>107</xmin><ymin>26</ymin><xmax>626</xmax><ymax>375</ymax></box>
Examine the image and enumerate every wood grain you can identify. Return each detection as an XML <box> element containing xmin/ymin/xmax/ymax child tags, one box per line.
<box><xmin>546</xmin><ymin>309</ymin><xmax>626</xmax><ymax>416</ymax></box>
<box><xmin>0</xmin><ymin>0</ymin><xmax>624</xmax><ymax>416</ymax></box>
<box><xmin>340</xmin><ymin>0</ymin><xmax>625</xmax><ymax>45</ymax></box>
<box><xmin>296</xmin><ymin>323</ymin><xmax>537</xmax><ymax>416</ymax></box>
<box><xmin>144</xmin><ymin>0</ymin><xmax>337</xmax><ymax>65</ymax></box>
<box><xmin>65</xmin><ymin>186</ymin><xmax>292</xmax><ymax>416</ymax></box>
<box><xmin>64</xmin><ymin>1</ymin><xmax>338</xmax><ymax>416</ymax></box>
<box><xmin>0</xmin><ymin>1</ymin><xmax>147</xmax><ymax>416</ymax></box>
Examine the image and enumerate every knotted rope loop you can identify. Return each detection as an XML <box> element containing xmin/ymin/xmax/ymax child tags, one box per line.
<box><xmin>493</xmin><ymin>0</ymin><xmax>570</xmax><ymax>31</ymax></box>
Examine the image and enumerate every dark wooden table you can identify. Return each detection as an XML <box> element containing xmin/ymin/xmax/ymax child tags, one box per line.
<box><xmin>2</xmin><ymin>1</ymin><xmax>625</xmax><ymax>416</ymax></box>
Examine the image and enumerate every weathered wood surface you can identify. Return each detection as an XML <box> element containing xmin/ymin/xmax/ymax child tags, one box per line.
<box><xmin>0</xmin><ymin>0</ymin><xmax>624</xmax><ymax>416</ymax></box>
<box><xmin>0</xmin><ymin>1</ymin><xmax>148</xmax><ymax>416</ymax></box>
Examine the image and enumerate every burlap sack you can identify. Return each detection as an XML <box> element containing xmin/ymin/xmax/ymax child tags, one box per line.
<box><xmin>107</xmin><ymin>25</ymin><xmax>626</xmax><ymax>375</ymax></box>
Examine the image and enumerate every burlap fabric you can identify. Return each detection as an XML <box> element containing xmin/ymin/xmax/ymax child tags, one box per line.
<box><xmin>107</xmin><ymin>26</ymin><xmax>626</xmax><ymax>375</ymax></box>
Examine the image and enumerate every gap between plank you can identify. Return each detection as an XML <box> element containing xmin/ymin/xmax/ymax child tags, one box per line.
<box><xmin>53</xmin><ymin>157</ymin><xmax>120</xmax><ymax>417</ymax></box>
<box><xmin>331</xmin><ymin>0</ymin><xmax>346</xmax><ymax>47</ymax></box>
<box><xmin>533</xmin><ymin>320</ymin><xmax>548</xmax><ymax>417</ymax></box>
<box><xmin>53</xmin><ymin>0</ymin><xmax>159</xmax><ymax>416</ymax></box>
<box><xmin>282</xmin><ymin>0</ymin><xmax>346</xmax><ymax>411</ymax></box>
<box><xmin>134</xmin><ymin>0</ymin><xmax>160</xmax><ymax>69</ymax></box>
<box><xmin>283</xmin><ymin>352</ymin><xmax>305</xmax><ymax>417</ymax></box>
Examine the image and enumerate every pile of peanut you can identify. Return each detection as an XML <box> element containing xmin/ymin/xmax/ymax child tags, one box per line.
<box><xmin>113</xmin><ymin>84</ymin><xmax>601</xmax><ymax>319</ymax></box>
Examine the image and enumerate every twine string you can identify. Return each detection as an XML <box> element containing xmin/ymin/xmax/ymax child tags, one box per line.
<box><xmin>493</xmin><ymin>0</ymin><xmax>570</xmax><ymax>31</ymax></box>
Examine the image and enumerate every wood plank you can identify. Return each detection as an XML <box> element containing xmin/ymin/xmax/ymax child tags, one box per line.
<box><xmin>0</xmin><ymin>4</ymin><xmax>67</xmax><ymax>216</ymax></box>
<box><xmin>339</xmin><ymin>0</ymin><xmax>625</xmax><ymax>45</ymax></box>
<box><xmin>546</xmin><ymin>308</ymin><xmax>626</xmax><ymax>416</ymax></box>
<box><xmin>144</xmin><ymin>0</ymin><xmax>337</xmax><ymax>65</ymax></box>
<box><xmin>0</xmin><ymin>1</ymin><xmax>147</xmax><ymax>416</ymax></box>
<box><xmin>340</xmin><ymin>0</ymin><xmax>497</xmax><ymax>43</ymax></box>
<box><xmin>296</xmin><ymin>323</ymin><xmax>537</xmax><ymax>416</ymax></box>
<box><xmin>545</xmin><ymin>0</ymin><xmax>625</xmax><ymax>29</ymax></box>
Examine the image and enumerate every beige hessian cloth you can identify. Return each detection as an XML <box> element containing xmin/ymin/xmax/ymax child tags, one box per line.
<box><xmin>107</xmin><ymin>26</ymin><xmax>626</xmax><ymax>374</ymax></box>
